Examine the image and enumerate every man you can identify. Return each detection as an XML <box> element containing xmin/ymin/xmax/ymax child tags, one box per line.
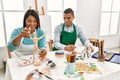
<box><xmin>53</xmin><ymin>8</ymin><xmax>94</xmax><ymax>52</ymax></box>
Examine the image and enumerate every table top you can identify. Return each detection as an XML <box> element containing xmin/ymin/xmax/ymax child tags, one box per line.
<box><xmin>5</xmin><ymin>47</ymin><xmax>120</xmax><ymax>80</ymax></box>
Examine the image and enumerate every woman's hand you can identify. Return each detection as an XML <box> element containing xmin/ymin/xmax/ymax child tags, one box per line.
<box><xmin>38</xmin><ymin>49</ymin><xmax>47</xmax><ymax>57</ymax></box>
<box><xmin>26</xmin><ymin>69</ymin><xmax>42</xmax><ymax>80</ymax></box>
<box><xmin>13</xmin><ymin>27</ymin><xmax>31</xmax><ymax>46</ymax></box>
<box><xmin>26</xmin><ymin>73</ymin><xmax>32</xmax><ymax>80</ymax></box>
<box><xmin>64</xmin><ymin>45</ymin><xmax>76</xmax><ymax>51</ymax></box>
<box><xmin>19</xmin><ymin>27</ymin><xmax>31</xmax><ymax>38</ymax></box>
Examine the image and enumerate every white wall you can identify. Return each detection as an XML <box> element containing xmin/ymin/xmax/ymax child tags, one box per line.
<box><xmin>77</xmin><ymin>0</ymin><xmax>120</xmax><ymax>49</ymax></box>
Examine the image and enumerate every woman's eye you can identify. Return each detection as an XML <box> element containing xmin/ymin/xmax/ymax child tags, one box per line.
<box><xmin>27</xmin><ymin>20</ymin><xmax>32</xmax><ymax>22</ymax></box>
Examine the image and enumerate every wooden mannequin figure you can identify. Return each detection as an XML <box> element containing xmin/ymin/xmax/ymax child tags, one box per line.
<box><xmin>29</xmin><ymin>29</ymin><xmax>46</xmax><ymax>64</ymax></box>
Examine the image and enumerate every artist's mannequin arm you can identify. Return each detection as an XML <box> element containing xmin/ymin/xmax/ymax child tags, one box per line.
<box><xmin>38</xmin><ymin>32</ymin><xmax>46</xmax><ymax>40</ymax></box>
<box><xmin>29</xmin><ymin>36</ymin><xmax>33</xmax><ymax>41</ymax></box>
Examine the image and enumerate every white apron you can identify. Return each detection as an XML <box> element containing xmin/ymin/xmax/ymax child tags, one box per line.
<box><xmin>13</xmin><ymin>38</ymin><xmax>34</xmax><ymax>57</ymax></box>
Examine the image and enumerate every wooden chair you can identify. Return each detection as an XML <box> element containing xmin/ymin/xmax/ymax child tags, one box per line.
<box><xmin>47</xmin><ymin>38</ymin><xmax>104</xmax><ymax>51</ymax></box>
<box><xmin>7</xmin><ymin>48</ymin><xmax>12</xmax><ymax>58</ymax></box>
<box><xmin>89</xmin><ymin>38</ymin><xmax>104</xmax><ymax>48</ymax></box>
<box><xmin>47</xmin><ymin>39</ymin><xmax>53</xmax><ymax>51</ymax></box>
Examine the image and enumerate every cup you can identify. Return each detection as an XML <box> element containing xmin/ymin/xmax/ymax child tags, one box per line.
<box><xmin>66</xmin><ymin>52</ymin><xmax>76</xmax><ymax>75</ymax></box>
<box><xmin>66</xmin><ymin>62</ymin><xmax>76</xmax><ymax>75</ymax></box>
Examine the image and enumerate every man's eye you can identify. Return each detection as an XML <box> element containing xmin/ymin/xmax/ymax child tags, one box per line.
<box><xmin>67</xmin><ymin>17</ymin><xmax>70</xmax><ymax>19</ymax></box>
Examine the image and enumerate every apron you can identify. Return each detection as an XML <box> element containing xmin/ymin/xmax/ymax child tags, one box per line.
<box><xmin>14</xmin><ymin>38</ymin><xmax>34</xmax><ymax>57</ymax></box>
<box><xmin>52</xmin><ymin>23</ymin><xmax>77</xmax><ymax>51</ymax></box>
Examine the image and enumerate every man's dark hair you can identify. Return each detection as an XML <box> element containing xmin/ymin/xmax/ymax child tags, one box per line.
<box><xmin>23</xmin><ymin>9</ymin><xmax>40</xmax><ymax>29</ymax></box>
<box><xmin>64</xmin><ymin>8</ymin><xmax>74</xmax><ymax>16</ymax></box>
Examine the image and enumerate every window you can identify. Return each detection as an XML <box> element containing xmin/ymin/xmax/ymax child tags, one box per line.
<box><xmin>5</xmin><ymin>12</ymin><xmax>24</xmax><ymax>41</ymax></box>
<box><xmin>0</xmin><ymin>0</ymin><xmax>6</xmax><ymax>47</ymax></box>
<box><xmin>3</xmin><ymin>0</ymin><xmax>23</xmax><ymax>10</ymax></box>
<box><xmin>0</xmin><ymin>0</ymin><xmax>24</xmax><ymax>47</ymax></box>
<box><xmin>0</xmin><ymin>13</ymin><xmax>6</xmax><ymax>47</ymax></box>
<box><xmin>100</xmin><ymin>0</ymin><xmax>120</xmax><ymax>36</ymax></box>
<box><xmin>47</xmin><ymin>0</ymin><xmax>77</xmax><ymax>37</ymax></box>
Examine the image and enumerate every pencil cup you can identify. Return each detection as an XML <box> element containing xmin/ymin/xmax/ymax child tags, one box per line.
<box><xmin>66</xmin><ymin>62</ymin><xmax>76</xmax><ymax>75</ymax></box>
<box><xmin>66</xmin><ymin>51</ymin><xmax>76</xmax><ymax>75</ymax></box>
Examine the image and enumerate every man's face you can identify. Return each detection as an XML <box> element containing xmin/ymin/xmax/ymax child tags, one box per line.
<box><xmin>64</xmin><ymin>13</ymin><xmax>74</xmax><ymax>27</ymax></box>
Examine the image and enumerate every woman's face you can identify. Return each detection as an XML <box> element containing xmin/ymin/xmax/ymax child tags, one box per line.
<box><xmin>25</xmin><ymin>15</ymin><xmax>37</xmax><ymax>33</ymax></box>
<box><xmin>64</xmin><ymin>13</ymin><xmax>74</xmax><ymax>27</ymax></box>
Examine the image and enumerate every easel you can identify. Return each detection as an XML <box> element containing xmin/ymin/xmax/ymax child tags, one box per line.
<box><xmin>29</xmin><ymin>0</ymin><xmax>45</xmax><ymax>64</ymax></box>
<box><xmin>29</xmin><ymin>0</ymin><xmax>45</xmax><ymax>15</ymax></box>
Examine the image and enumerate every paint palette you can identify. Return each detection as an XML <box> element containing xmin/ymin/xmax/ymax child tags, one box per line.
<box><xmin>19</xmin><ymin>60</ymin><xmax>32</xmax><ymax>66</ymax></box>
<box><xmin>18</xmin><ymin>58</ymin><xmax>33</xmax><ymax>66</ymax></box>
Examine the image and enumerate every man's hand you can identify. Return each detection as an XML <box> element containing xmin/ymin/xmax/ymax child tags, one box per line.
<box><xmin>64</xmin><ymin>45</ymin><xmax>76</xmax><ymax>51</ymax></box>
<box><xmin>86</xmin><ymin>46</ymin><xmax>94</xmax><ymax>52</ymax></box>
<box><xmin>19</xmin><ymin>27</ymin><xmax>31</xmax><ymax>38</ymax></box>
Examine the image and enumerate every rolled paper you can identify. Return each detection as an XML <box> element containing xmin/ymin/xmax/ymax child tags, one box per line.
<box><xmin>66</xmin><ymin>53</ymin><xmax>70</xmax><ymax>62</ymax></box>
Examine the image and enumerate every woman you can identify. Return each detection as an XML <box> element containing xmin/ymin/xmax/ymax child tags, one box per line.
<box><xmin>7</xmin><ymin>9</ymin><xmax>47</xmax><ymax>57</ymax></box>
